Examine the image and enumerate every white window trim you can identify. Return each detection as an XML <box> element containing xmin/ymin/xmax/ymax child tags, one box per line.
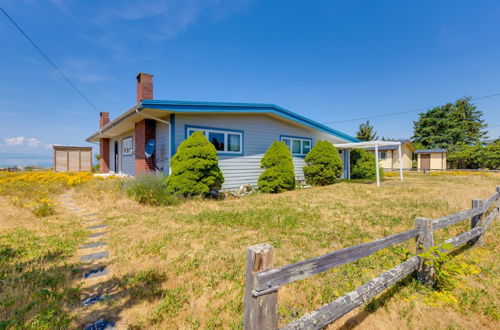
<box><xmin>122</xmin><ymin>136</ymin><xmax>134</xmax><ymax>155</ymax></box>
<box><xmin>280</xmin><ymin>136</ymin><xmax>312</xmax><ymax>156</ymax></box>
<box><xmin>186</xmin><ymin>126</ymin><xmax>243</xmax><ymax>155</ymax></box>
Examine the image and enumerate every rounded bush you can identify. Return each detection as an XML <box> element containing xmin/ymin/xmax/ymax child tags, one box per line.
<box><xmin>258</xmin><ymin>141</ymin><xmax>295</xmax><ymax>193</ymax></box>
<box><xmin>350</xmin><ymin>149</ymin><xmax>384</xmax><ymax>180</ymax></box>
<box><xmin>166</xmin><ymin>131</ymin><xmax>224</xmax><ymax>196</ymax></box>
<box><xmin>303</xmin><ymin>140</ymin><xmax>343</xmax><ymax>185</ymax></box>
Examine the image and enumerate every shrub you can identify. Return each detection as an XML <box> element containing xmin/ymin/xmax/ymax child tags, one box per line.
<box><xmin>124</xmin><ymin>173</ymin><xmax>180</xmax><ymax>206</ymax></box>
<box><xmin>166</xmin><ymin>131</ymin><xmax>224</xmax><ymax>196</ymax></box>
<box><xmin>303</xmin><ymin>140</ymin><xmax>343</xmax><ymax>185</ymax></box>
<box><xmin>258</xmin><ymin>141</ymin><xmax>295</xmax><ymax>193</ymax></box>
<box><xmin>350</xmin><ymin>149</ymin><xmax>384</xmax><ymax>180</ymax></box>
<box><xmin>448</xmin><ymin>141</ymin><xmax>500</xmax><ymax>170</ymax></box>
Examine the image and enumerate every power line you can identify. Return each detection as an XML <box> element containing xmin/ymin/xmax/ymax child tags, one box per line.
<box><xmin>323</xmin><ymin>93</ymin><xmax>500</xmax><ymax>125</ymax></box>
<box><xmin>0</xmin><ymin>6</ymin><xmax>100</xmax><ymax>113</ymax></box>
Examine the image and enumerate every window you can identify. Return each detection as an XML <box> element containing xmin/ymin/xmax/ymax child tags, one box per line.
<box><xmin>187</xmin><ymin>126</ymin><xmax>243</xmax><ymax>154</ymax></box>
<box><xmin>379</xmin><ymin>151</ymin><xmax>387</xmax><ymax>159</ymax></box>
<box><xmin>122</xmin><ymin>137</ymin><xmax>134</xmax><ymax>155</ymax></box>
<box><xmin>280</xmin><ymin>136</ymin><xmax>312</xmax><ymax>156</ymax></box>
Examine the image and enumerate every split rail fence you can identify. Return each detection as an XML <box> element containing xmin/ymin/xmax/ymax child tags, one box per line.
<box><xmin>244</xmin><ymin>186</ymin><xmax>500</xmax><ymax>330</ymax></box>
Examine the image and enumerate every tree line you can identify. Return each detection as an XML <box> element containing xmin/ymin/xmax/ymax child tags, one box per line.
<box><xmin>355</xmin><ymin>97</ymin><xmax>499</xmax><ymax>170</ymax></box>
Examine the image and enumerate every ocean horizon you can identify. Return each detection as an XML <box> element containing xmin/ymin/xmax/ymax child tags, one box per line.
<box><xmin>0</xmin><ymin>158</ymin><xmax>52</xmax><ymax>168</ymax></box>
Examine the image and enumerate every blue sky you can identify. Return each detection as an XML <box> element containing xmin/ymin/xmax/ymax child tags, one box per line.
<box><xmin>1</xmin><ymin>0</ymin><xmax>499</xmax><ymax>156</ymax></box>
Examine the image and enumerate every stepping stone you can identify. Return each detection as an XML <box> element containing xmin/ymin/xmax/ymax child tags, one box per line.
<box><xmin>84</xmin><ymin>319</ymin><xmax>115</xmax><ymax>330</ymax></box>
<box><xmin>83</xmin><ymin>213</ymin><xmax>98</xmax><ymax>217</ymax></box>
<box><xmin>88</xmin><ymin>224</ymin><xmax>107</xmax><ymax>230</ymax></box>
<box><xmin>86</xmin><ymin>219</ymin><xmax>99</xmax><ymax>223</ymax></box>
<box><xmin>82</xmin><ymin>294</ymin><xmax>105</xmax><ymax>306</ymax></box>
<box><xmin>81</xmin><ymin>251</ymin><xmax>109</xmax><ymax>262</ymax></box>
<box><xmin>83</xmin><ymin>266</ymin><xmax>108</xmax><ymax>279</ymax></box>
<box><xmin>80</xmin><ymin>241</ymin><xmax>107</xmax><ymax>249</ymax></box>
<box><xmin>89</xmin><ymin>232</ymin><xmax>107</xmax><ymax>238</ymax></box>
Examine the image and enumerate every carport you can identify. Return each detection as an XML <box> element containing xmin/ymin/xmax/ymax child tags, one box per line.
<box><xmin>334</xmin><ymin>141</ymin><xmax>404</xmax><ymax>187</ymax></box>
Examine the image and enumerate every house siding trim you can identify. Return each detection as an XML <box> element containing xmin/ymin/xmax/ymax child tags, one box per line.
<box><xmin>184</xmin><ymin>125</ymin><xmax>245</xmax><ymax>156</ymax></box>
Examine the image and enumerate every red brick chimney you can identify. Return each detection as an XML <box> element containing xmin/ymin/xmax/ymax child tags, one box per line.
<box><xmin>99</xmin><ymin>112</ymin><xmax>110</xmax><ymax>173</ymax></box>
<box><xmin>99</xmin><ymin>112</ymin><xmax>110</xmax><ymax>128</ymax></box>
<box><xmin>136</xmin><ymin>73</ymin><xmax>153</xmax><ymax>102</ymax></box>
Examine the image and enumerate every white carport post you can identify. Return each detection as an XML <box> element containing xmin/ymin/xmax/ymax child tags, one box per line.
<box><xmin>333</xmin><ymin>140</ymin><xmax>404</xmax><ymax>187</ymax></box>
<box><xmin>398</xmin><ymin>143</ymin><xmax>403</xmax><ymax>181</ymax></box>
<box><xmin>375</xmin><ymin>143</ymin><xmax>380</xmax><ymax>187</ymax></box>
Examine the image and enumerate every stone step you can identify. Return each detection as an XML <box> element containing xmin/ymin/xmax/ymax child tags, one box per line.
<box><xmin>82</xmin><ymin>294</ymin><xmax>106</xmax><ymax>306</ymax></box>
<box><xmin>88</xmin><ymin>224</ymin><xmax>107</xmax><ymax>230</ymax></box>
<box><xmin>81</xmin><ymin>251</ymin><xmax>109</xmax><ymax>262</ymax></box>
<box><xmin>80</xmin><ymin>241</ymin><xmax>107</xmax><ymax>249</ymax></box>
<box><xmin>84</xmin><ymin>319</ymin><xmax>115</xmax><ymax>330</ymax></box>
<box><xmin>83</xmin><ymin>266</ymin><xmax>108</xmax><ymax>279</ymax></box>
<box><xmin>89</xmin><ymin>232</ymin><xmax>107</xmax><ymax>238</ymax></box>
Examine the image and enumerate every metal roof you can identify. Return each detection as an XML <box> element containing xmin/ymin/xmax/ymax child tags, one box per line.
<box><xmin>414</xmin><ymin>149</ymin><xmax>448</xmax><ymax>154</ymax></box>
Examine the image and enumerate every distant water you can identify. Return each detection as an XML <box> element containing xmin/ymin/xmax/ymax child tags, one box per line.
<box><xmin>0</xmin><ymin>158</ymin><xmax>52</xmax><ymax>168</ymax></box>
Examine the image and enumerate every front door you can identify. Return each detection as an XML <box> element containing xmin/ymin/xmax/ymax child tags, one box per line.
<box><xmin>114</xmin><ymin>141</ymin><xmax>119</xmax><ymax>173</ymax></box>
<box><xmin>421</xmin><ymin>154</ymin><xmax>430</xmax><ymax>170</ymax></box>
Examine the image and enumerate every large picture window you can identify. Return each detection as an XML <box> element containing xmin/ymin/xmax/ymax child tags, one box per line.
<box><xmin>122</xmin><ymin>137</ymin><xmax>134</xmax><ymax>155</ymax></box>
<box><xmin>186</xmin><ymin>126</ymin><xmax>243</xmax><ymax>155</ymax></box>
<box><xmin>280</xmin><ymin>136</ymin><xmax>312</xmax><ymax>156</ymax></box>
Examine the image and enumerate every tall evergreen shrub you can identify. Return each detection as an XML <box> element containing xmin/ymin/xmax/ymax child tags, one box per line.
<box><xmin>258</xmin><ymin>141</ymin><xmax>295</xmax><ymax>193</ymax></box>
<box><xmin>350</xmin><ymin>149</ymin><xmax>384</xmax><ymax>180</ymax></box>
<box><xmin>166</xmin><ymin>131</ymin><xmax>224</xmax><ymax>196</ymax></box>
<box><xmin>303</xmin><ymin>141</ymin><xmax>343</xmax><ymax>185</ymax></box>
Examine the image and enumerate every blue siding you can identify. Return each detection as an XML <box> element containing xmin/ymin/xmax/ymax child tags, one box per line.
<box><xmin>173</xmin><ymin>113</ymin><xmax>350</xmax><ymax>190</ymax></box>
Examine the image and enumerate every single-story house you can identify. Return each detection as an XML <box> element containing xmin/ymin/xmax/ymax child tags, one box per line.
<box><xmin>365</xmin><ymin>140</ymin><xmax>415</xmax><ymax>171</ymax></box>
<box><xmin>415</xmin><ymin>149</ymin><xmax>447</xmax><ymax>170</ymax></box>
<box><xmin>86</xmin><ymin>73</ymin><xmax>359</xmax><ymax>190</ymax></box>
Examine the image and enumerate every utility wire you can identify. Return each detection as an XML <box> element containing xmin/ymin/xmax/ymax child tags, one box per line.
<box><xmin>0</xmin><ymin>6</ymin><xmax>100</xmax><ymax>113</ymax></box>
<box><xmin>323</xmin><ymin>93</ymin><xmax>500</xmax><ymax>124</ymax></box>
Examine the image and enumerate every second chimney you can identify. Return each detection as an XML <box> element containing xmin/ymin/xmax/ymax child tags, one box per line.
<box><xmin>136</xmin><ymin>73</ymin><xmax>153</xmax><ymax>103</ymax></box>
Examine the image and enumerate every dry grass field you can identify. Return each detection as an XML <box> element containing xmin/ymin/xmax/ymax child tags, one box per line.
<box><xmin>1</xmin><ymin>171</ymin><xmax>499</xmax><ymax>329</ymax></box>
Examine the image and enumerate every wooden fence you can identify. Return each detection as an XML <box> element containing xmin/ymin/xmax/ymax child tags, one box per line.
<box><xmin>244</xmin><ymin>186</ymin><xmax>500</xmax><ymax>330</ymax></box>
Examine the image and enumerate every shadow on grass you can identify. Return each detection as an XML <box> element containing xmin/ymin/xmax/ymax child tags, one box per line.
<box><xmin>76</xmin><ymin>267</ymin><xmax>168</xmax><ymax>327</ymax></box>
<box><xmin>335</xmin><ymin>243</ymin><xmax>474</xmax><ymax>329</ymax></box>
<box><xmin>1</xmin><ymin>242</ymin><xmax>168</xmax><ymax>329</ymax></box>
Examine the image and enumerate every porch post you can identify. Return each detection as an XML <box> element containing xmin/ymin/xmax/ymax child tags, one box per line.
<box><xmin>398</xmin><ymin>143</ymin><xmax>403</xmax><ymax>181</ymax></box>
<box><xmin>375</xmin><ymin>143</ymin><xmax>380</xmax><ymax>187</ymax></box>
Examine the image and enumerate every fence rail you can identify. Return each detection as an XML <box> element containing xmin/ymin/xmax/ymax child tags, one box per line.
<box><xmin>244</xmin><ymin>186</ymin><xmax>500</xmax><ymax>330</ymax></box>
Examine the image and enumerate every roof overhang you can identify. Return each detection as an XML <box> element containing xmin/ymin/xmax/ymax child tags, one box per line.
<box><xmin>86</xmin><ymin>104</ymin><xmax>173</xmax><ymax>142</ymax></box>
<box><xmin>86</xmin><ymin>100</ymin><xmax>359</xmax><ymax>143</ymax></box>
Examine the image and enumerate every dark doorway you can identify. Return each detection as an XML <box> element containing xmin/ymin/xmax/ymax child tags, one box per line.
<box><xmin>114</xmin><ymin>141</ymin><xmax>119</xmax><ymax>173</ymax></box>
<box><xmin>421</xmin><ymin>154</ymin><xmax>430</xmax><ymax>170</ymax></box>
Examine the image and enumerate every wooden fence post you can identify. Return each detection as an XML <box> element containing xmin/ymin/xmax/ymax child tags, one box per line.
<box><xmin>497</xmin><ymin>186</ymin><xmax>500</xmax><ymax>209</ymax></box>
<box><xmin>470</xmin><ymin>199</ymin><xmax>485</xmax><ymax>246</ymax></box>
<box><xmin>415</xmin><ymin>217</ymin><xmax>435</xmax><ymax>286</ymax></box>
<box><xmin>244</xmin><ymin>244</ymin><xmax>278</xmax><ymax>330</ymax></box>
